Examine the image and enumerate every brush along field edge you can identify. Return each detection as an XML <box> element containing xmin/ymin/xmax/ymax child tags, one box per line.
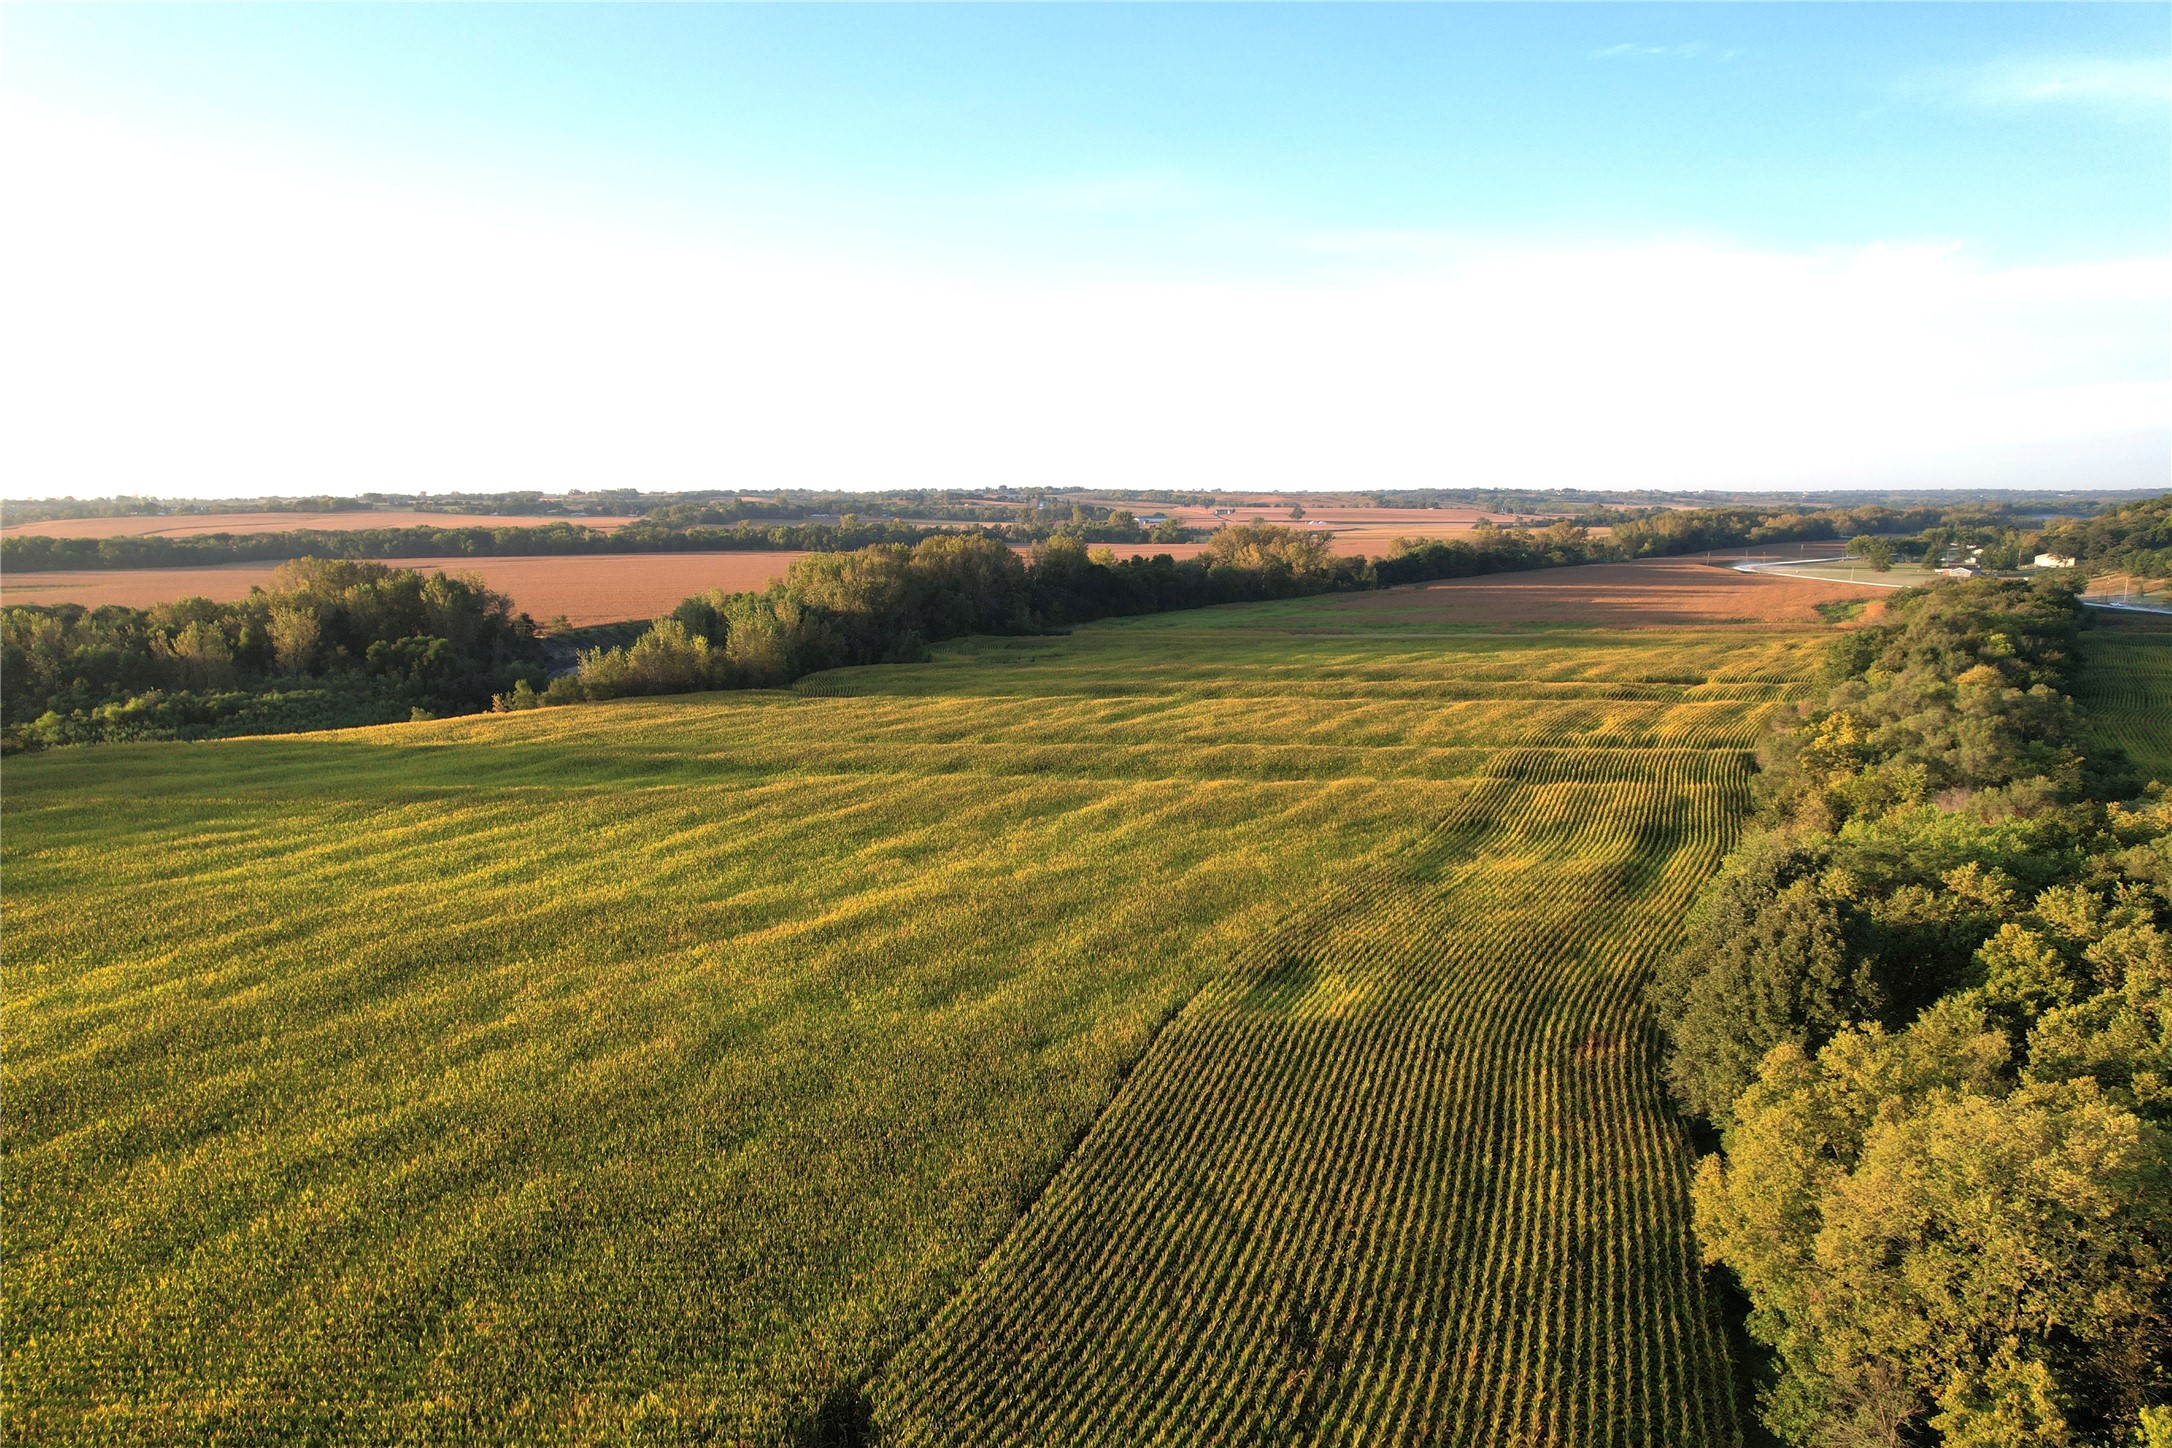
<box><xmin>4</xmin><ymin>607</ymin><xmax>1821</xmax><ymax>1444</ymax></box>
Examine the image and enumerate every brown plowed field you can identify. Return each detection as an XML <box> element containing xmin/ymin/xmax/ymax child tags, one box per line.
<box><xmin>1311</xmin><ymin>556</ymin><xmax>1888</xmax><ymax>627</ymax></box>
<box><xmin>0</xmin><ymin>510</ymin><xmax>638</xmax><ymax>538</ymax></box>
<box><xmin>0</xmin><ymin>552</ymin><xmax>808</xmax><ymax>627</ymax></box>
<box><xmin>0</xmin><ymin>549</ymin><xmax>1886</xmax><ymax>630</ymax></box>
<box><xmin>0</xmin><ymin>547</ymin><xmax>1231</xmax><ymax>624</ymax></box>
<box><xmin>1094</xmin><ymin>501</ymin><xmax>1571</xmax><ymax>557</ymax></box>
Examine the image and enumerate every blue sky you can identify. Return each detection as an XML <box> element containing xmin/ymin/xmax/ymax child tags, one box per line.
<box><xmin>3</xmin><ymin>3</ymin><xmax>2167</xmax><ymax>496</ymax></box>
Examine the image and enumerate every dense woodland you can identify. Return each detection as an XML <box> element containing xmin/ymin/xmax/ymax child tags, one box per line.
<box><xmin>0</xmin><ymin>560</ymin><xmax>543</xmax><ymax>749</ymax></box>
<box><xmin>1651</xmin><ymin>578</ymin><xmax>2171</xmax><ymax>1447</ymax></box>
<box><xmin>2041</xmin><ymin>494</ymin><xmax>2172</xmax><ymax>580</ymax></box>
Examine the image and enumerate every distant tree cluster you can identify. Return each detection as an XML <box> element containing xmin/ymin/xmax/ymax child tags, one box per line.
<box><xmin>1373</xmin><ymin>518</ymin><xmax>1607</xmax><ymax>582</ymax></box>
<box><xmin>0</xmin><ymin>529</ymin><xmax>1378</xmax><ymax>746</ymax></box>
<box><xmin>1650</xmin><ymin>577</ymin><xmax>2172</xmax><ymax>1447</ymax></box>
<box><xmin>2040</xmin><ymin>495</ymin><xmax>2172</xmax><ymax>582</ymax></box>
<box><xmin>1</xmin><ymin>559</ymin><xmax>543</xmax><ymax>750</ymax></box>
<box><xmin>0</xmin><ymin>494</ymin><xmax>392</xmax><ymax>526</ymax></box>
<box><xmin>535</xmin><ymin>526</ymin><xmax>1369</xmax><ymax>705</ymax></box>
<box><xmin>1369</xmin><ymin>501</ymin><xmax>2066</xmax><ymax>584</ymax></box>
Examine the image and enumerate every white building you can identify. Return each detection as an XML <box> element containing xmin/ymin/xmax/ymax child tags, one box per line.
<box><xmin>2034</xmin><ymin>553</ymin><xmax>2077</xmax><ymax>569</ymax></box>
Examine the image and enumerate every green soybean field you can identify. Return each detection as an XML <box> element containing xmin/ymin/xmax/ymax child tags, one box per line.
<box><xmin>2078</xmin><ymin>609</ymin><xmax>2172</xmax><ymax>786</ymax></box>
<box><xmin>5</xmin><ymin>589</ymin><xmax>1826</xmax><ymax>1444</ymax></box>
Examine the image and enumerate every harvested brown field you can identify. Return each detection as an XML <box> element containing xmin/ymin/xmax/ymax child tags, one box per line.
<box><xmin>0</xmin><ymin>549</ymin><xmax>1887</xmax><ymax>631</ymax></box>
<box><xmin>1096</xmin><ymin>501</ymin><xmax>1550</xmax><ymax>557</ymax></box>
<box><xmin>1318</xmin><ymin>521</ymin><xmax>1497</xmax><ymax>556</ymax></box>
<box><xmin>0</xmin><ymin>510</ymin><xmax>637</xmax><ymax>539</ymax></box>
<box><xmin>0</xmin><ymin>545</ymin><xmax>1243</xmax><ymax>624</ymax></box>
<box><xmin>1304</xmin><ymin>556</ymin><xmax>1890</xmax><ymax>628</ymax></box>
<box><xmin>0</xmin><ymin>551</ymin><xmax>807</xmax><ymax>627</ymax></box>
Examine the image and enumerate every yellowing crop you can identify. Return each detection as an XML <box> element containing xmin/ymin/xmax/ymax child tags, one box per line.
<box><xmin>5</xmin><ymin>600</ymin><xmax>1827</xmax><ymax>1444</ymax></box>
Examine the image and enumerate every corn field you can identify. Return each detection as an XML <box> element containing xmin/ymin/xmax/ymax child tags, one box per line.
<box><xmin>4</xmin><ymin>602</ymin><xmax>1822</xmax><ymax>1444</ymax></box>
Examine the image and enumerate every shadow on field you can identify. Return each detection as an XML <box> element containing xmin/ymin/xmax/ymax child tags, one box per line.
<box><xmin>795</xmin><ymin>1383</ymin><xmax>882</xmax><ymax>1447</ymax></box>
<box><xmin>1710</xmin><ymin>1264</ymin><xmax>1786</xmax><ymax>1448</ymax></box>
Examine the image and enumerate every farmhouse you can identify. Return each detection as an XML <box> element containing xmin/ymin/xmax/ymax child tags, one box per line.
<box><xmin>2034</xmin><ymin>552</ymin><xmax>2077</xmax><ymax>569</ymax></box>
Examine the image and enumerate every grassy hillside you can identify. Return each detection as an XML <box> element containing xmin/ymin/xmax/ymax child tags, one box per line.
<box><xmin>5</xmin><ymin>596</ymin><xmax>1823</xmax><ymax>1444</ymax></box>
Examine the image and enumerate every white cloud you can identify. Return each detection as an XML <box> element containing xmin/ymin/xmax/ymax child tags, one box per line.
<box><xmin>1591</xmin><ymin>43</ymin><xmax>1738</xmax><ymax>62</ymax></box>
<box><xmin>2</xmin><ymin>99</ymin><xmax>2165</xmax><ymax>498</ymax></box>
<box><xmin>1902</xmin><ymin>56</ymin><xmax>2172</xmax><ymax>112</ymax></box>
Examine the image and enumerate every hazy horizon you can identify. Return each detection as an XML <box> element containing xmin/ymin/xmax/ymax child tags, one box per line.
<box><xmin>4</xmin><ymin>3</ymin><xmax>2166</xmax><ymax>500</ymax></box>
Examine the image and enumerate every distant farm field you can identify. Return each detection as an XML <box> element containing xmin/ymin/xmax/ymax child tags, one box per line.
<box><xmin>4</xmin><ymin>565</ymin><xmax>1838</xmax><ymax>1444</ymax></box>
<box><xmin>0</xmin><ymin>509</ymin><xmax>639</xmax><ymax>538</ymax></box>
<box><xmin>0</xmin><ymin>550</ymin><xmax>811</xmax><ymax>626</ymax></box>
<box><xmin>0</xmin><ymin>548</ymin><xmax>1188</xmax><ymax>624</ymax></box>
<box><xmin>1325</xmin><ymin>556</ymin><xmax>1887</xmax><ymax>627</ymax></box>
<box><xmin>1101</xmin><ymin>501</ymin><xmax>1524</xmax><ymax>557</ymax></box>
<box><xmin>2079</xmin><ymin>611</ymin><xmax>2172</xmax><ymax>785</ymax></box>
<box><xmin>0</xmin><ymin>547</ymin><xmax>1886</xmax><ymax>635</ymax></box>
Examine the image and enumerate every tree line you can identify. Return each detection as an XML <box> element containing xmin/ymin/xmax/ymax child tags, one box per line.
<box><xmin>3</xmin><ymin>486</ymin><xmax>1209</xmax><ymax>528</ymax></box>
<box><xmin>1818</xmin><ymin>495</ymin><xmax>2171</xmax><ymax>582</ymax></box>
<box><xmin>523</xmin><ymin>525</ymin><xmax>1371</xmax><ymax>706</ymax></box>
<box><xmin>1</xmin><ymin>559</ymin><xmax>543</xmax><ymax>750</ymax></box>
<box><xmin>1649</xmin><ymin>577</ymin><xmax>2170</xmax><ymax>1447</ymax></box>
<box><xmin>0</xmin><ymin>526</ymin><xmax>1357</xmax><ymax>748</ymax></box>
<box><xmin>2041</xmin><ymin>494</ymin><xmax>2172</xmax><ymax>581</ymax></box>
<box><xmin>0</xmin><ymin>510</ymin><xmax>1198</xmax><ymax>573</ymax></box>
